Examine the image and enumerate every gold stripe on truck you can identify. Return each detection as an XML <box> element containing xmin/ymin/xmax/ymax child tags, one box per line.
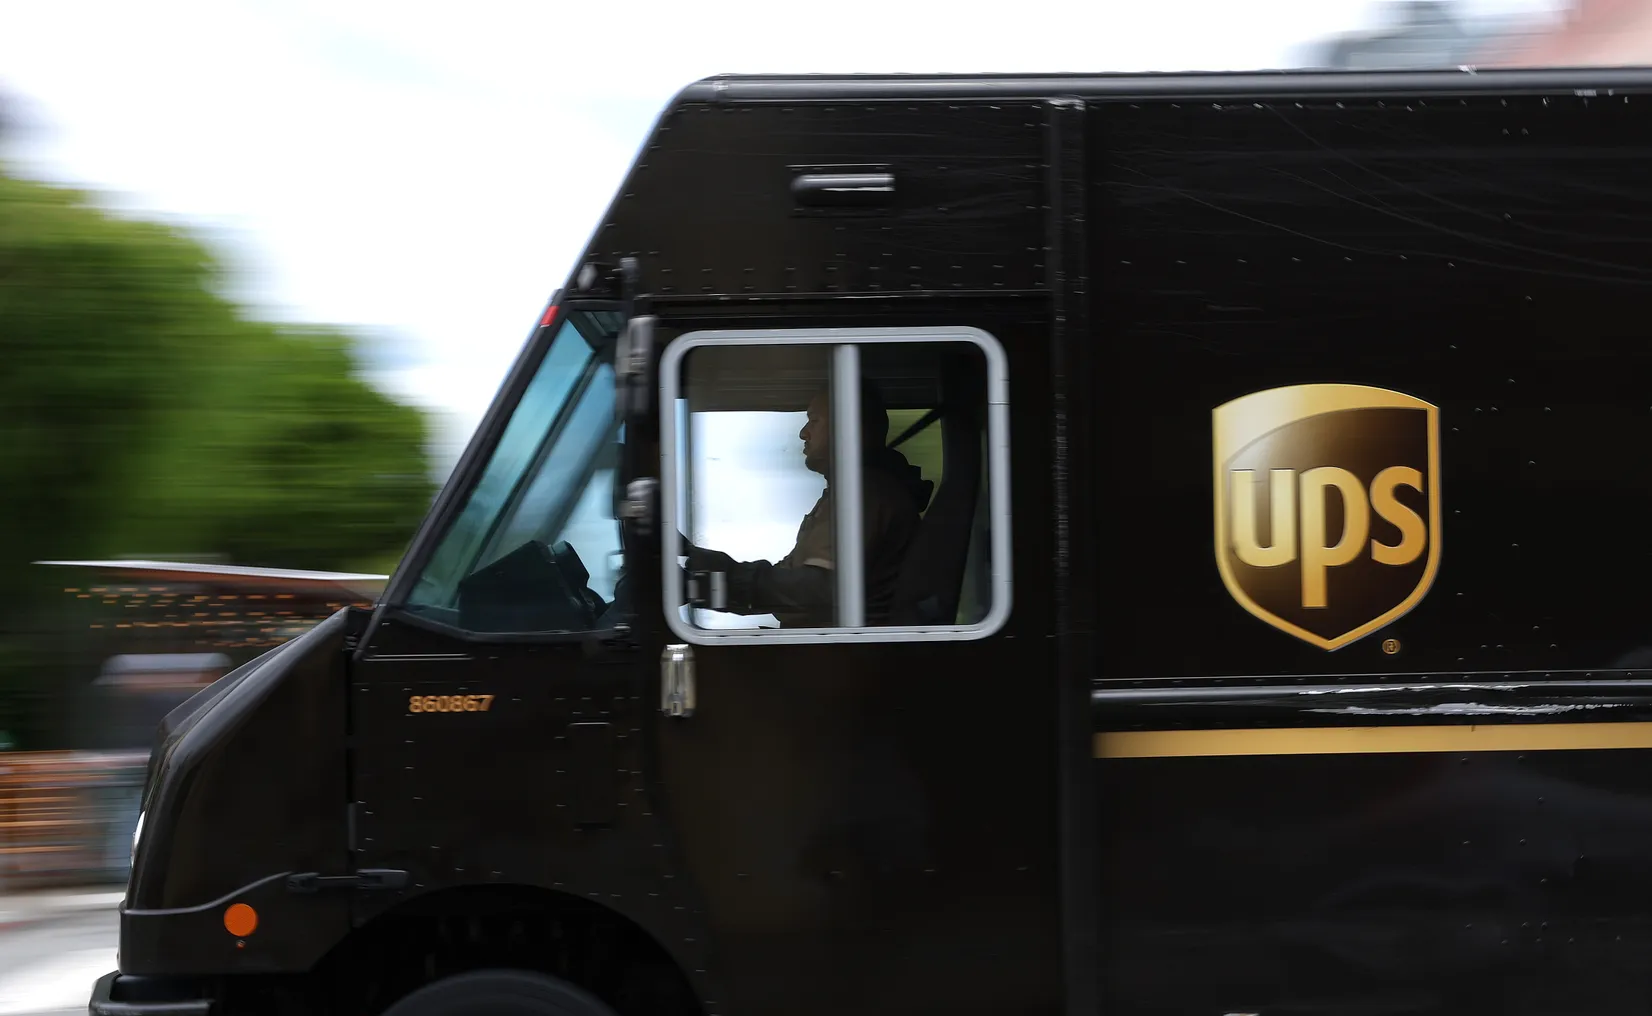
<box><xmin>1095</xmin><ymin>721</ymin><xmax>1652</xmax><ymax>759</ymax></box>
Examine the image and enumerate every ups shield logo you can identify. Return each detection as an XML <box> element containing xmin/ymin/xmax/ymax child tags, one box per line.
<box><xmin>1213</xmin><ymin>384</ymin><xmax>1442</xmax><ymax>651</ymax></box>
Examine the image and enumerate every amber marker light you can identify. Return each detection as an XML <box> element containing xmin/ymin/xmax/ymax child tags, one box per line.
<box><xmin>224</xmin><ymin>903</ymin><xmax>258</xmax><ymax>938</ymax></box>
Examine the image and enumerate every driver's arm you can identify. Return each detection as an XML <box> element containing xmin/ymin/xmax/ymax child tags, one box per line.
<box><xmin>684</xmin><ymin>545</ymin><xmax>833</xmax><ymax>615</ymax></box>
<box><xmin>726</xmin><ymin>557</ymin><xmax>832</xmax><ymax>617</ymax></box>
<box><xmin>686</xmin><ymin>492</ymin><xmax>842</xmax><ymax>619</ymax></box>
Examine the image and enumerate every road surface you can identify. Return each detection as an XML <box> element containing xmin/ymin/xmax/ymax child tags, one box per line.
<box><xmin>0</xmin><ymin>907</ymin><xmax>117</xmax><ymax>1016</ymax></box>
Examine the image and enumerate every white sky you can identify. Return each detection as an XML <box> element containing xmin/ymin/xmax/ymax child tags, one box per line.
<box><xmin>0</xmin><ymin>0</ymin><xmax>1562</xmax><ymax>476</ymax></box>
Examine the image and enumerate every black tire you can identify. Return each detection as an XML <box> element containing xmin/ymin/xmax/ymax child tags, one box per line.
<box><xmin>380</xmin><ymin>970</ymin><xmax>619</xmax><ymax>1016</ymax></box>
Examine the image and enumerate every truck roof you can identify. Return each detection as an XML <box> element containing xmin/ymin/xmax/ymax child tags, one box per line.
<box><xmin>674</xmin><ymin>65</ymin><xmax>1652</xmax><ymax>103</ymax></box>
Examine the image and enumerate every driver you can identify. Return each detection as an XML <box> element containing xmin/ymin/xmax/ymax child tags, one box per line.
<box><xmin>683</xmin><ymin>382</ymin><xmax>932</xmax><ymax>628</ymax></box>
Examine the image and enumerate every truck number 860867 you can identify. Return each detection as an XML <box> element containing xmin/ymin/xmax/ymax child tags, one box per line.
<box><xmin>408</xmin><ymin>694</ymin><xmax>495</xmax><ymax>714</ymax></box>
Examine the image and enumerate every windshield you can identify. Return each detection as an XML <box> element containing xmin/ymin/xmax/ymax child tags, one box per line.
<box><xmin>402</xmin><ymin>307</ymin><xmax>625</xmax><ymax>631</ymax></box>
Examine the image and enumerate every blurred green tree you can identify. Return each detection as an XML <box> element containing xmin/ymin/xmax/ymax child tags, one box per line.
<box><xmin>0</xmin><ymin>165</ymin><xmax>435</xmax><ymax>745</ymax></box>
<box><xmin>113</xmin><ymin>323</ymin><xmax>434</xmax><ymax>572</ymax></box>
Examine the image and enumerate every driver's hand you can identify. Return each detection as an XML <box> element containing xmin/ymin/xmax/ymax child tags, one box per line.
<box><xmin>679</xmin><ymin>564</ymin><xmax>730</xmax><ymax>611</ymax></box>
<box><xmin>685</xmin><ymin>545</ymin><xmax>738</xmax><ymax>573</ymax></box>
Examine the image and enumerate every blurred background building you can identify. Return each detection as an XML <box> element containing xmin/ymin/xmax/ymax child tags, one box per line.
<box><xmin>1301</xmin><ymin>0</ymin><xmax>1533</xmax><ymax>66</ymax></box>
<box><xmin>0</xmin><ymin>563</ymin><xmax>382</xmax><ymax>891</ymax></box>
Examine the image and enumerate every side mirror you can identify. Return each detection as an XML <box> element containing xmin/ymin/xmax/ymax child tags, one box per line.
<box><xmin>614</xmin><ymin>314</ymin><xmax>655</xmax><ymax>422</ymax></box>
<box><xmin>613</xmin><ymin>314</ymin><xmax>661</xmax><ymax>550</ymax></box>
<box><xmin>619</xmin><ymin>478</ymin><xmax>658</xmax><ymax>539</ymax></box>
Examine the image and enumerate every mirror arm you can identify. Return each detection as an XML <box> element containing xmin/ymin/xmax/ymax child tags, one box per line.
<box><xmin>611</xmin><ymin>258</ymin><xmax>662</xmax><ymax>598</ymax></box>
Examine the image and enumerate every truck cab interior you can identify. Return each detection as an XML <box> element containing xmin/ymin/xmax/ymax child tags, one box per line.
<box><xmin>672</xmin><ymin>339</ymin><xmax>993</xmax><ymax>630</ymax></box>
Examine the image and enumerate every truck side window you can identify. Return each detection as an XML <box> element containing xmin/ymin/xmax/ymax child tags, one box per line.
<box><xmin>661</xmin><ymin>327</ymin><xmax>1010</xmax><ymax>644</ymax></box>
<box><xmin>401</xmin><ymin>309</ymin><xmax>626</xmax><ymax>634</ymax></box>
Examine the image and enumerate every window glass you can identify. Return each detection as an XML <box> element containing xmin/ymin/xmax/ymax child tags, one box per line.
<box><xmin>887</xmin><ymin>408</ymin><xmax>945</xmax><ymax>500</ymax></box>
<box><xmin>682</xmin><ymin>407</ymin><xmax>822</xmax><ymax>630</ymax></box>
<box><xmin>664</xmin><ymin>331</ymin><xmax>1006</xmax><ymax>643</ymax></box>
<box><xmin>403</xmin><ymin>310</ymin><xmax>624</xmax><ymax>634</ymax></box>
<box><xmin>479</xmin><ymin>363</ymin><xmax>617</xmax><ymax>583</ymax></box>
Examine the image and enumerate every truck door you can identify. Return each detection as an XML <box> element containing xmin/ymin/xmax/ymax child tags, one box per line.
<box><xmin>635</xmin><ymin>321</ymin><xmax>1065</xmax><ymax>1016</ymax></box>
<box><xmin>348</xmin><ymin>302</ymin><xmax>654</xmax><ymax>917</ymax></box>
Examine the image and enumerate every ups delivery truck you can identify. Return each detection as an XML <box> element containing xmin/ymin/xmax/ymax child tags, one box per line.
<box><xmin>91</xmin><ymin>66</ymin><xmax>1652</xmax><ymax>1016</ymax></box>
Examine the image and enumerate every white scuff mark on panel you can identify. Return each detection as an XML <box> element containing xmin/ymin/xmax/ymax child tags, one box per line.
<box><xmin>1310</xmin><ymin>701</ymin><xmax>1613</xmax><ymax>716</ymax></box>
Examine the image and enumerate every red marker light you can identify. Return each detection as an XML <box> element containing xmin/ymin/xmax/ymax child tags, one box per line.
<box><xmin>540</xmin><ymin>305</ymin><xmax>559</xmax><ymax>328</ymax></box>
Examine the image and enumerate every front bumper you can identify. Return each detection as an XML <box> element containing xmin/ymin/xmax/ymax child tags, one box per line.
<box><xmin>88</xmin><ymin>971</ymin><xmax>213</xmax><ymax>1016</ymax></box>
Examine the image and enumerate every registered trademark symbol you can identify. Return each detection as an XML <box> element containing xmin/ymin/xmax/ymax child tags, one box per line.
<box><xmin>1382</xmin><ymin>638</ymin><xmax>1401</xmax><ymax>655</ymax></box>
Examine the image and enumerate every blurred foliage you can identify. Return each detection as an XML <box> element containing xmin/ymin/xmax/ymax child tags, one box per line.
<box><xmin>112</xmin><ymin>324</ymin><xmax>432</xmax><ymax>571</ymax></box>
<box><xmin>0</xmin><ymin>162</ymin><xmax>435</xmax><ymax>746</ymax></box>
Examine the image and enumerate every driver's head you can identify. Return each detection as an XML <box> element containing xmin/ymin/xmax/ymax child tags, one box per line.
<box><xmin>800</xmin><ymin>382</ymin><xmax>890</xmax><ymax>475</ymax></box>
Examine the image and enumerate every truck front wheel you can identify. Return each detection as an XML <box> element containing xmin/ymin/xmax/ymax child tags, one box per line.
<box><xmin>379</xmin><ymin>970</ymin><xmax>620</xmax><ymax>1016</ymax></box>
